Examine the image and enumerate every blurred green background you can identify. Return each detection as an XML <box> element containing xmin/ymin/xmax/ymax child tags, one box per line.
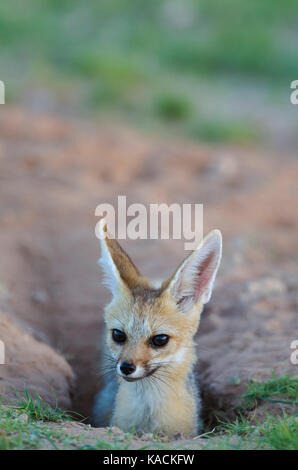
<box><xmin>1</xmin><ymin>0</ymin><xmax>298</xmax><ymax>147</ymax></box>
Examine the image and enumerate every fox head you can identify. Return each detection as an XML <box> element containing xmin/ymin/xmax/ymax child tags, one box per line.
<box><xmin>98</xmin><ymin>219</ymin><xmax>222</xmax><ymax>383</ymax></box>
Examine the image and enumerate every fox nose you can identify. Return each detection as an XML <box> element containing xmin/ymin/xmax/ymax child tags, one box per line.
<box><xmin>120</xmin><ymin>362</ymin><xmax>136</xmax><ymax>376</ymax></box>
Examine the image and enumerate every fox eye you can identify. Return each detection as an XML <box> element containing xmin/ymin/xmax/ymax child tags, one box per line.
<box><xmin>150</xmin><ymin>334</ymin><xmax>169</xmax><ymax>348</ymax></box>
<box><xmin>112</xmin><ymin>329</ymin><xmax>126</xmax><ymax>344</ymax></box>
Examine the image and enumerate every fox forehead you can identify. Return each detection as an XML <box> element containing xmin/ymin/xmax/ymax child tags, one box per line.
<box><xmin>104</xmin><ymin>288</ymin><xmax>189</xmax><ymax>338</ymax></box>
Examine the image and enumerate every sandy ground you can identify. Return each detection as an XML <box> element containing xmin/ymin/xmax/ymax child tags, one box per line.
<box><xmin>0</xmin><ymin>106</ymin><xmax>297</xmax><ymax>426</ymax></box>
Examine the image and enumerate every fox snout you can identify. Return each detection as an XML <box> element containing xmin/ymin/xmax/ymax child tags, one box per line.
<box><xmin>119</xmin><ymin>362</ymin><xmax>136</xmax><ymax>376</ymax></box>
<box><xmin>114</xmin><ymin>336</ymin><xmax>165</xmax><ymax>381</ymax></box>
<box><xmin>117</xmin><ymin>361</ymin><xmax>147</xmax><ymax>381</ymax></box>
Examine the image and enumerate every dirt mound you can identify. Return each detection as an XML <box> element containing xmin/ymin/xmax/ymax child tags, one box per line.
<box><xmin>0</xmin><ymin>312</ymin><xmax>74</xmax><ymax>408</ymax></box>
<box><xmin>0</xmin><ymin>107</ymin><xmax>297</xmax><ymax>421</ymax></box>
<box><xmin>197</xmin><ymin>272</ymin><xmax>297</xmax><ymax>425</ymax></box>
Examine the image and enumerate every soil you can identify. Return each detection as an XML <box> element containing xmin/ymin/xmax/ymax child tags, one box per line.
<box><xmin>0</xmin><ymin>313</ymin><xmax>73</xmax><ymax>409</ymax></box>
<box><xmin>0</xmin><ymin>106</ymin><xmax>297</xmax><ymax>430</ymax></box>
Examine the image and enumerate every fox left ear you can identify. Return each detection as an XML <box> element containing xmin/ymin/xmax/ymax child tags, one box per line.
<box><xmin>98</xmin><ymin>219</ymin><xmax>149</xmax><ymax>299</ymax></box>
<box><xmin>163</xmin><ymin>230</ymin><xmax>222</xmax><ymax>313</ymax></box>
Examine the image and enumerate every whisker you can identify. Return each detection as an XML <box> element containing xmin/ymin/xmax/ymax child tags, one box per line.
<box><xmin>99</xmin><ymin>370</ymin><xmax>116</xmax><ymax>377</ymax></box>
<box><xmin>149</xmin><ymin>374</ymin><xmax>176</xmax><ymax>395</ymax></box>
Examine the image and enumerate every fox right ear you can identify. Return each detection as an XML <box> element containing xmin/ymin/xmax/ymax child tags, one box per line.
<box><xmin>163</xmin><ymin>230</ymin><xmax>222</xmax><ymax>314</ymax></box>
<box><xmin>98</xmin><ymin>219</ymin><xmax>147</xmax><ymax>298</ymax></box>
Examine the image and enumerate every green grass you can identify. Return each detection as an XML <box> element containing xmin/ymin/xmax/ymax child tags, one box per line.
<box><xmin>215</xmin><ymin>414</ymin><xmax>298</xmax><ymax>450</ymax></box>
<box><xmin>14</xmin><ymin>388</ymin><xmax>73</xmax><ymax>422</ymax></box>
<box><xmin>154</xmin><ymin>93</ymin><xmax>193</xmax><ymax>121</ymax></box>
<box><xmin>0</xmin><ymin>0</ymin><xmax>297</xmax><ymax>143</ymax></box>
<box><xmin>190</xmin><ymin>118</ymin><xmax>260</xmax><ymax>144</ymax></box>
<box><xmin>208</xmin><ymin>373</ymin><xmax>298</xmax><ymax>450</ymax></box>
<box><xmin>241</xmin><ymin>373</ymin><xmax>298</xmax><ymax>409</ymax></box>
<box><xmin>261</xmin><ymin>415</ymin><xmax>298</xmax><ymax>450</ymax></box>
<box><xmin>0</xmin><ymin>374</ymin><xmax>297</xmax><ymax>450</ymax></box>
<box><xmin>0</xmin><ymin>390</ymin><xmax>136</xmax><ymax>450</ymax></box>
<box><xmin>0</xmin><ymin>405</ymin><xmax>81</xmax><ymax>450</ymax></box>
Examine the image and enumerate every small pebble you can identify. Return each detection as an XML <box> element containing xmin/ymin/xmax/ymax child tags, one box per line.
<box><xmin>18</xmin><ymin>413</ymin><xmax>28</xmax><ymax>424</ymax></box>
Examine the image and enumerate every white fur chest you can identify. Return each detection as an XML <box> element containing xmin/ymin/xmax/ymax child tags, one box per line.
<box><xmin>112</xmin><ymin>380</ymin><xmax>166</xmax><ymax>433</ymax></box>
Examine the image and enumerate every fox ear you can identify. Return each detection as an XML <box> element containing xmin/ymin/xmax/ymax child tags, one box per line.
<box><xmin>163</xmin><ymin>230</ymin><xmax>222</xmax><ymax>313</ymax></box>
<box><xmin>98</xmin><ymin>219</ymin><xmax>146</xmax><ymax>298</ymax></box>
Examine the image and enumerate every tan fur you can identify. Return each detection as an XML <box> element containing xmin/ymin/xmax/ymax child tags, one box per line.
<box><xmin>92</xmin><ymin>220</ymin><xmax>222</xmax><ymax>437</ymax></box>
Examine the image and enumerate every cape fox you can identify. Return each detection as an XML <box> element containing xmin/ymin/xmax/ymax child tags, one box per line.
<box><xmin>92</xmin><ymin>219</ymin><xmax>222</xmax><ymax>437</ymax></box>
